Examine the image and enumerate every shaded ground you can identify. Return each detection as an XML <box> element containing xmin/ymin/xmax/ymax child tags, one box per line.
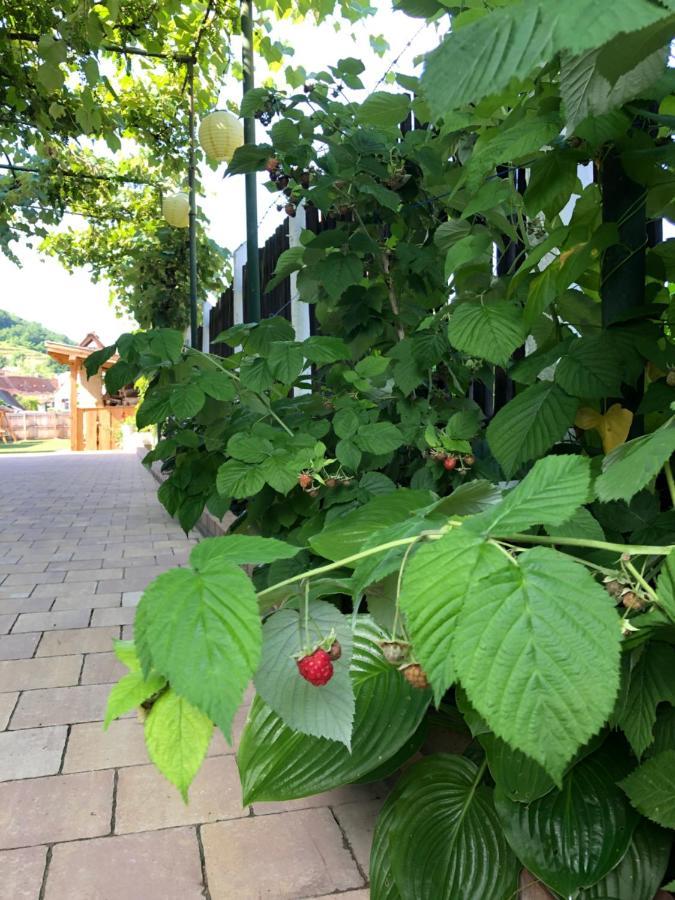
<box><xmin>0</xmin><ymin>439</ymin><xmax>70</xmax><ymax>454</ymax></box>
<box><xmin>0</xmin><ymin>451</ymin><xmax>375</xmax><ymax>899</ymax></box>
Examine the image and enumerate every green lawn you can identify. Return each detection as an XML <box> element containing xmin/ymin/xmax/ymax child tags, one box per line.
<box><xmin>0</xmin><ymin>438</ymin><xmax>70</xmax><ymax>454</ymax></box>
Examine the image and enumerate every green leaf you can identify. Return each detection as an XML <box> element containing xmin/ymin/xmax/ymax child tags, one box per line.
<box><xmin>199</xmin><ymin>372</ymin><xmax>236</xmax><ymax>401</ymax></box>
<box><xmin>84</xmin><ymin>343</ymin><xmax>116</xmax><ymax>378</ymax></box>
<box><xmin>170</xmin><ymin>383</ymin><xmax>205</xmax><ymax>419</ymax></box>
<box><xmin>352</xmin><ymin>515</ymin><xmax>433</xmax><ymax>598</ymax></box>
<box><xmin>310</xmin><ymin>490</ymin><xmax>432</xmax><ymax>561</ymax></box>
<box><xmin>302</xmin><ymin>336</ymin><xmax>350</xmax><ymax>364</ymax></box>
<box><xmin>216</xmin><ymin>459</ymin><xmax>266</xmax><ymax>499</ymax></box>
<box><xmin>104</xmin><ymin>360</ymin><xmax>137</xmax><ymax>395</ymax></box>
<box><xmin>620</xmin><ymin>750</ymin><xmax>675</xmax><ymax>828</ymax></box>
<box><xmin>237</xmin><ymin>619</ymin><xmax>430</xmax><ymax>802</ymax></box>
<box><xmin>447</xmin><ymin>300</ymin><xmax>525</xmax><ymax>367</ymax></box>
<box><xmin>268</xmin><ymin>341</ymin><xmax>305</xmax><ymax>384</ymax></box>
<box><xmin>148</xmin><ymin>329</ymin><xmax>184</xmax><ymax>364</ymax></box>
<box><xmin>136</xmin><ymin>390</ymin><xmax>172</xmax><ymax>429</ymax></box>
<box><xmin>546</xmin><ymin>507</ymin><xmax>605</xmax><ymax>542</ymax></box>
<box><xmin>579</xmin><ymin>819</ymin><xmax>672</xmax><ymax>900</ymax></box>
<box><xmin>354</xmin><ymin>422</ymin><xmax>404</xmax><ymax>455</ymax></box>
<box><xmin>613</xmin><ymin>643</ymin><xmax>675</xmax><ymax>758</ymax></box>
<box><xmin>422</xmin><ymin>0</ymin><xmax>673</xmax><ymax>116</ymax></box>
<box><xmin>190</xmin><ymin>535</ymin><xmax>299</xmax><ymax>569</ymax></box>
<box><xmin>226</xmin><ymin>432</ymin><xmax>272</xmax><ymax>463</ymax></box>
<box><xmin>444</xmin><ymin>232</ymin><xmax>492</xmax><ymax>279</ymax></box>
<box><xmin>486</xmin><ymin>381</ymin><xmax>578</xmax><ymax>477</ymax></box>
<box><xmin>254</xmin><ymin>602</ymin><xmax>355</xmax><ymax>746</ymax></box>
<box><xmin>455</xmin><ymin>547</ymin><xmax>621</xmax><ymax>782</ymax></box>
<box><xmin>555</xmin><ymin>335</ymin><xmax>623</xmax><ymax>398</ymax></box>
<box><xmin>144</xmin><ymin>690</ymin><xmax>213</xmax><ymax>801</ymax></box>
<box><xmin>321</xmin><ymin>253</ymin><xmax>363</xmax><ymax>300</ymax></box>
<box><xmin>657</xmin><ymin>549</ymin><xmax>675</xmax><ymax>622</ymax></box>
<box><xmin>336</xmin><ymin>439</ymin><xmax>362</xmax><ymax>470</ymax></box>
<box><xmin>333</xmin><ymin>408</ymin><xmax>360</xmax><ymax>439</ymax></box>
<box><xmin>469</xmin><ymin>454</ymin><xmax>591</xmax><ymax>536</ymax></box>
<box><xmin>266</xmin><ymin>247</ymin><xmax>305</xmax><ymax>292</ymax></box>
<box><xmin>226</xmin><ymin>142</ymin><xmax>274</xmax><ymax>175</ymax></box>
<box><xmin>496</xmin><ymin>752</ymin><xmax>640</xmax><ymax>897</ymax></box>
<box><xmin>525</xmin><ymin>152</ymin><xmax>581</xmax><ymax>218</ymax></box>
<box><xmin>480</xmin><ymin>733</ymin><xmax>555</xmax><ymax>803</ymax></box>
<box><xmin>114</xmin><ymin>640</ymin><xmax>140</xmax><ymax>672</ymax></box>
<box><xmin>239</xmin><ymin>357</ymin><xmax>273</xmax><ymax>392</ymax></box>
<box><xmin>386</xmin><ymin>756</ymin><xmax>520</xmax><ymax>900</ymax></box>
<box><xmin>463</xmin><ymin>115</ymin><xmax>561</xmax><ymax>191</ymax></box>
<box><xmin>359</xmin><ymin>181</ymin><xmax>401</xmax><ymax>211</ymax></box>
<box><xmin>104</xmin><ymin>670</ymin><xmax>166</xmax><ymax>729</ymax></box>
<box><xmin>596</xmin><ymin>422</ymin><xmax>675</xmax><ymax>502</ymax></box>
<box><xmin>356</xmin><ymin>92</ymin><xmax>410</xmax><ymax>128</ymax></box>
<box><xmin>429</xmin><ymin>479</ymin><xmax>502</xmax><ymax>518</ymax></box>
<box><xmin>134</xmin><ymin>562</ymin><xmax>261</xmax><ymax>739</ymax></box>
<box><xmin>245</xmin><ymin>317</ymin><xmax>294</xmax><ymax>354</ymax></box>
<box><xmin>399</xmin><ymin>529</ymin><xmax>506</xmax><ymax>704</ymax></box>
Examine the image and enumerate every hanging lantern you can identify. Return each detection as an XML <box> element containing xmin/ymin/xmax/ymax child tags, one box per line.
<box><xmin>198</xmin><ymin>110</ymin><xmax>244</xmax><ymax>164</ymax></box>
<box><xmin>162</xmin><ymin>192</ymin><xmax>190</xmax><ymax>228</ymax></box>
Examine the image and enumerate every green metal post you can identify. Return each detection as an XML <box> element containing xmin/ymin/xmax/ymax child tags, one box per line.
<box><xmin>241</xmin><ymin>0</ymin><xmax>261</xmax><ymax>322</ymax></box>
<box><xmin>188</xmin><ymin>59</ymin><xmax>199</xmax><ymax>347</ymax></box>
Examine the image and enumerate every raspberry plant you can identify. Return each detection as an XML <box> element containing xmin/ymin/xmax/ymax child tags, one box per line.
<box><xmin>93</xmin><ymin>0</ymin><xmax>675</xmax><ymax>896</ymax></box>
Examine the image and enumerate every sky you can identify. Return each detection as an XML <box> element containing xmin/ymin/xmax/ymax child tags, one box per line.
<box><xmin>0</xmin><ymin>3</ymin><xmax>439</xmax><ymax>344</ymax></box>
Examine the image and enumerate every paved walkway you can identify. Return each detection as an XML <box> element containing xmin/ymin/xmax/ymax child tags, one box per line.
<box><xmin>0</xmin><ymin>452</ymin><xmax>377</xmax><ymax>899</ymax></box>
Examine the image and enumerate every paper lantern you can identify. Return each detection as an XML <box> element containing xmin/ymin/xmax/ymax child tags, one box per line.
<box><xmin>162</xmin><ymin>192</ymin><xmax>190</xmax><ymax>228</ymax></box>
<box><xmin>198</xmin><ymin>110</ymin><xmax>244</xmax><ymax>164</ymax></box>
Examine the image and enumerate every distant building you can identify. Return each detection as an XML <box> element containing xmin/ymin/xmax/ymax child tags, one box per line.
<box><xmin>0</xmin><ymin>389</ymin><xmax>24</xmax><ymax>410</ymax></box>
<box><xmin>0</xmin><ymin>371</ymin><xmax>58</xmax><ymax>408</ymax></box>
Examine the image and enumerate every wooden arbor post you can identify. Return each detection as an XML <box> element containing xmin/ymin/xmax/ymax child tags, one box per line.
<box><xmin>69</xmin><ymin>357</ymin><xmax>83</xmax><ymax>451</ymax></box>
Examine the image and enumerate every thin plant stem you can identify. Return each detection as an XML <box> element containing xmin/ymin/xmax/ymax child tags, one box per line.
<box><xmin>623</xmin><ymin>560</ymin><xmax>659</xmax><ymax>603</ymax></box>
<box><xmin>498</xmin><ymin>533</ymin><xmax>673</xmax><ymax>557</ymax></box>
<box><xmin>392</xmin><ymin>542</ymin><xmax>416</xmax><ymax>639</ymax></box>
<box><xmin>665</xmin><ymin>461</ymin><xmax>675</xmax><ymax>508</ymax></box>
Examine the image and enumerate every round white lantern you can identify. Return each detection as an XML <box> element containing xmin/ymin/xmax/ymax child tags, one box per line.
<box><xmin>198</xmin><ymin>110</ymin><xmax>244</xmax><ymax>164</ymax></box>
<box><xmin>162</xmin><ymin>192</ymin><xmax>190</xmax><ymax>228</ymax></box>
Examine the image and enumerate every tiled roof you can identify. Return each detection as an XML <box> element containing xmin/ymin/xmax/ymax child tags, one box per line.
<box><xmin>0</xmin><ymin>371</ymin><xmax>58</xmax><ymax>396</ymax></box>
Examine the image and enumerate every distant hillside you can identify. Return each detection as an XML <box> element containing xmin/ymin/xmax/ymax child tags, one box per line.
<box><xmin>0</xmin><ymin>309</ymin><xmax>71</xmax><ymax>375</ymax></box>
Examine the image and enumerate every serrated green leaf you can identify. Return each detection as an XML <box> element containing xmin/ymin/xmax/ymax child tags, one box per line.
<box><xmin>447</xmin><ymin>299</ymin><xmax>525</xmax><ymax>367</ymax></box>
<box><xmin>354</xmin><ymin>422</ymin><xmax>404</xmax><ymax>454</ymax></box>
<box><xmin>422</xmin><ymin>0</ymin><xmax>672</xmax><ymax>116</ymax></box>
<box><xmin>239</xmin><ymin>357</ymin><xmax>274</xmax><ymax>392</ymax></box>
<box><xmin>444</xmin><ymin>232</ymin><xmax>493</xmax><ymax>278</ymax></box>
<box><xmin>657</xmin><ymin>549</ymin><xmax>675</xmax><ymax>622</ymax></box>
<box><xmin>455</xmin><ymin>547</ymin><xmax>621</xmax><ymax>782</ymax></box>
<box><xmin>525</xmin><ymin>151</ymin><xmax>581</xmax><ymax>218</ymax></box>
<box><xmin>545</xmin><ymin>507</ymin><xmax>605</xmax><ymax>542</ymax></box>
<box><xmin>254</xmin><ymin>602</ymin><xmax>355</xmax><ymax>746</ymax></box>
<box><xmin>105</xmin><ymin>359</ymin><xmax>138</xmax><ymax>395</ymax></box>
<box><xmin>386</xmin><ymin>755</ymin><xmax>520</xmax><ymax>900</ymax></box>
<box><xmin>226</xmin><ymin>432</ymin><xmax>272</xmax><ymax>464</ymax></box>
<box><xmin>265</xmin><ymin>246</ymin><xmax>305</xmax><ymax>293</ymax></box>
<box><xmin>84</xmin><ymin>343</ymin><xmax>116</xmax><ymax>378</ymax></box>
<box><xmin>336</xmin><ymin>438</ymin><xmax>362</xmax><ymax>470</ymax></box>
<box><xmin>135</xmin><ymin>562</ymin><xmax>261</xmax><ymax>739</ymax></box>
<box><xmin>620</xmin><ymin>750</ymin><xmax>675</xmax><ymax>828</ymax></box>
<box><xmin>429</xmin><ymin>479</ymin><xmax>502</xmax><ymax>518</ymax></box>
<box><xmin>469</xmin><ymin>454</ymin><xmax>591</xmax><ymax>536</ymax></box>
<box><xmin>310</xmin><ymin>490</ymin><xmax>432</xmax><ymax>562</ymax></box>
<box><xmin>399</xmin><ymin>529</ymin><xmax>507</xmax><ymax>704</ymax></box>
<box><xmin>614</xmin><ymin>643</ymin><xmax>675</xmax><ymax>758</ymax></box>
<box><xmin>321</xmin><ymin>253</ymin><xmax>363</xmax><ymax>300</ymax></box>
<box><xmin>237</xmin><ymin>619</ymin><xmax>430</xmax><ymax>803</ymax></box>
<box><xmin>114</xmin><ymin>640</ymin><xmax>140</xmax><ymax>672</ymax></box>
<box><xmin>144</xmin><ymin>690</ymin><xmax>213</xmax><ymax>801</ymax></box>
<box><xmin>136</xmin><ymin>390</ymin><xmax>172</xmax><ymax>429</ymax></box>
<box><xmin>268</xmin><ymin>341</ymin><xmax>305</xmax><ymax>384</ymax></box>
<box><xmin>496</xmin><ymin>753</ymin><xmax>640</xmax><ymax>897</ymax></box>
<box><xmin>216</xmin><ymin>459</ymin><xmax>265</xmax><ymax>498</ymax></box>
<box><xmin>333</xmin><ymin>408</ymin><xmax>360</xmax><ymax>439</ymax></box>
<box><xmin>199</xmin><ymin>371</ymin><xmax>236</xmax><ymax>401</ymax></box>
<box><xmin>486</xmin><ymin>381</ymin><xmax>578</xmax><ymax>477</ymax></box>
<box><xmin>596</xmin><ymin>422</ymin><xmax>675</xmax><ymax>502</ymax></box>
<box><xmin>104</xmin><ymin>670</ymin><xmax>166</xmax><ymax>729</ymax></box>
<box><xmin>148</xmin><ymin>329</ymin><xmax>184</xmax><ymax>364</ymax></box>
<box><xmin>190</xmin><ymin>535</ymin><xmax>299</xmax><ymax>569</ymax></box>
<box><xmin>555</xmin><ymin>335</ymin><xmax>623</xmax><ymax>398</ymax></box>
<box><xmin>356</xmin><ymin>91</ymin><xmax>410</xmax><ymax>128</ymax></box>
<box><xmin>170</xmin><ymin>383</ymin><xmax>205</xmax><ymax>419</ymax></box>
<box><xmin>302</xmin><ymin>336</ymin><xmax>350</xmax><ymax>364</ymax></box>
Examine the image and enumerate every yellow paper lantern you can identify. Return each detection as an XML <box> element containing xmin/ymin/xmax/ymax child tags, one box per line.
<box><xmin>198</xmin><ymin>110</ymin><xmax>244</xmax><ymax>164</ymax></box>
<box><xmin>162</xmin><ymin>192</ymin><xmax>190</xmax><ymax>228</ymax></box>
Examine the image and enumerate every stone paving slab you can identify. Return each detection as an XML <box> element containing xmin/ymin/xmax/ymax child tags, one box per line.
<box><xmin>0</xmin><ymin>845</ymin><xmax>48</xmax><ymax>900</ymax></box>
<box><xmin>0</xmin><ymin>453</ymin><xmax>374</xmax><ymax>898</ymax></box>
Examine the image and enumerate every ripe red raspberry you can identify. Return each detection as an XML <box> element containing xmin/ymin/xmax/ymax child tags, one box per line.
<box><xmin>297</xmin><ymin>649</ymin><xmax>334</xmax><ymax>686</ymax></box>
<box><xmin>443</xmin><ymin>456</ymin><xmax>457</xmax><ymax>471</ymax></box>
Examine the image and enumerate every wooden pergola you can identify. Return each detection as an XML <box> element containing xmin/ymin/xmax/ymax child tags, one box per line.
<box><xmin>45</xmin><ymin>336</ymin><xmax>134</xmax><ymax>451</ymax></box>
